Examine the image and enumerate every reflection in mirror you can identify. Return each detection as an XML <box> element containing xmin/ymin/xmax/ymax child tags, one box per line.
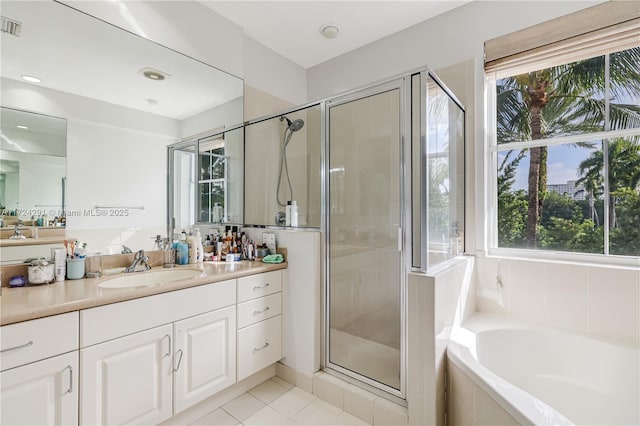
<box><xmin>1</xmin><ymin>1</ymin><xmax>243</xmax><ymax>255</ymax></box>
<box><xmin>169</xmin><ymin>127</ymin><xmax>244</xmax><ymax>229</ymax></box>
<box><xmin>199</xmin><ymin>133</ymin><xmax>227</xmax><ymax>223</ymax></box>
<box><xmin>1</xmin><ymin>107</ymin><xmax>67</xmax><ymax>219</ymax></box>
<box><xmin>171</xmin><ymin>142</ymin><xmax>196</xmax><ymax>231</ymax></box>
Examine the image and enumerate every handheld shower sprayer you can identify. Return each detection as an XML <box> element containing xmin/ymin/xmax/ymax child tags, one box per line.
<box><xmin>280</xmin><ymin>115</ymin><xmax>305</xmax><ymax>132</ymax></box>
<box><xmin>276</xmin><ymin>115</ymin><xmax>305</xmax><ymax>211</ymax></box>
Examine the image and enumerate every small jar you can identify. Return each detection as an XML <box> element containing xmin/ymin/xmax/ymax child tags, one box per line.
<box><xmin>85</xmin><ymin>252</ymin><xmax>103</xmax><ymax>278</ymax></box>
<box><xmin>28</xmin><ymin>259</ymin><xmax>55</xmax><ymax>285</ymax></box>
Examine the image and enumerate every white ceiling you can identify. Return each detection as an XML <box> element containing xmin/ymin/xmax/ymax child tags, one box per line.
<box><xmin>202</xmin><ymin>1</ymin><xmax>471</xmax><ymax>69</ymax></box>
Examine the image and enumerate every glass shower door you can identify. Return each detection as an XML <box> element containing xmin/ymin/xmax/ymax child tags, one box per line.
<box><xmin>326</xmin><ymin>85</ymin><xmax>403</xmax><ymax>395</ymax></box>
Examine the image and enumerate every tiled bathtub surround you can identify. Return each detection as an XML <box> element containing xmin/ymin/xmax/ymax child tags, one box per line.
<box><xmin>448</xmin><ymin>362</ymin><xmax>519</xmax><ymax>426</ymax></box>
<box><xmin>407</xmin><ymin>257</ymin><xmax>474</xmax><ymax>426</ymax></box>
<box><xmin>475</xmin><ymin>256</ymin><xmax>640</xmax><ymax>345</ymax></box>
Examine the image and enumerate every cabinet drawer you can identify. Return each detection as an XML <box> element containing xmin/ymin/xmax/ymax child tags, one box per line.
<box><xmin>237</xmin><ymin>315</ymin><xmax>282</xmax><ymax>381</ymax></box>
<box><xmin>237</xmin><ymin>293</ymin><xmax>281</xmax><ymax>329</ymax></box>
<box><xmin>237</xmin><ymin>271</ymin><xmax>282</xmax><ymax>302</ymax></box>
<box><xmin>81</xmin><ymin>279</ymin><xmax>235</xmax><ymax>347</ymax></box>
<box><xmin>1</xmin><ymin>312</ymin><xmax>79</xmax><ymax>371</ymax></box>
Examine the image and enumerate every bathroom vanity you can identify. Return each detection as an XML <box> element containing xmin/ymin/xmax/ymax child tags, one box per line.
<box><xmin>0</xmin><ymin>263</ymin><xmax>285</xmax><ymax>425</ymax></box>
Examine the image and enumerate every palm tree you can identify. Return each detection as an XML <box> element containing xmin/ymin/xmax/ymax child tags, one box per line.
<box><xmin>577</xmin><ymin>139</ymin><xmax>640</xmax><ymax>229</ymax></box>
<box><xmin>496</xmin><ymin>47</ymin><xmax>640</xmax><ymax>248</ymax></box>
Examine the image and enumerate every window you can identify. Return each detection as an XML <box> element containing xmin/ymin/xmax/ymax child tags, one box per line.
<box><xmin>489</xmin><ymin>46</ymin><xmax>640</xmax><ymax>258</ymax></box>
<box><xmin>198</xmin><ymin>136</ymin><xmax>226</xmax><ymax>223</ymax></box>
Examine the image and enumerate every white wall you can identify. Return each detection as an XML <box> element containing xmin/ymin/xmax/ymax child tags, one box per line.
<box><xmin>243</xmin><ymin>36</ymin><xmax>308</xmax><ymax>106</ymax></box>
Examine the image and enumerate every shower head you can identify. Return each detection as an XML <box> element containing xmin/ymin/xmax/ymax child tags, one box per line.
<box><xmin>280</xmin><ymin>115</ymin><xmax>305</xmax><ymax>132</ymax></box>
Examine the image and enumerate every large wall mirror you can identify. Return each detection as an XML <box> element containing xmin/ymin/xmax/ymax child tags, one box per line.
<box><xmin>1</xmin><ymin>0</ymin><xmax>243</xmax><ymax>255</ymax></box>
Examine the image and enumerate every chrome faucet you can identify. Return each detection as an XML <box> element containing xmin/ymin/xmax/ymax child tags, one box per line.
<box><xmin>125</xmin><ymin>250</ymin><xmax>152</xmax><ymax>273</ymax></box>
<box><xmin>9</xmin><ymin>220</ymin><xmax>26</xmax><ymax>240</ymax></box>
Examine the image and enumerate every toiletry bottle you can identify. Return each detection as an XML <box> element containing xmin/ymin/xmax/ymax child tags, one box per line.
<box><xmin>193</xmin><ymin>228</ymin><xmax>204</xmax><ymax>263</ymax></box>
<box><xmin>213</xmin><ymin>202</ymin><xmax>223</xmax><ymax>223</ymax></box>
<box><xmin>290</xmin><ymin>200</ymin><xmax>299</xmax><ymax>227</ymax></box>
<box><xmin>174</xmin><ymin>234</ymin><xmax>189</xmax><ymax>265</ymax></box>
<box><xmin>285</xmin><ymin>201</ymin><xmax>292</xmax><ymax>226</ymax></box>
<box><xmin>187</xmin><ymin>229</ymin><xmax>197</xmax><ymax>264</ymax></box>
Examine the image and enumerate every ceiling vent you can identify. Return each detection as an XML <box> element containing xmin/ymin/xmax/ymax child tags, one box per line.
<box><xmin>1</xmin><ymin>16</ymin><xmax>21</xmax><ymax>37</ymax></box>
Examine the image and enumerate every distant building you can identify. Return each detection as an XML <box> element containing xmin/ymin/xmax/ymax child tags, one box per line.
<box><xmin>547</xmin><ymin>180</ymin><xmax>586</xmax><ymax>200</ymax></box>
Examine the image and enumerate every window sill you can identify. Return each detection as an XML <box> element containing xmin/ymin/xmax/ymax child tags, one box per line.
<box><xmin>483</xmin><ymin>247</ymin><xmax>640</xmax><ymax>270</ymax></box>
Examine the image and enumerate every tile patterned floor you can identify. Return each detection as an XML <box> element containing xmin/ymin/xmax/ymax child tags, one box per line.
<box><xmin>189</xmin><ymin>377</ymin><xmax>370</xmax><ymax>426</ymax></box>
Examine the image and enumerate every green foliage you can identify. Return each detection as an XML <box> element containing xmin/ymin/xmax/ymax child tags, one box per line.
<box><xmin>497</xmin><ymin>150</ymin><xmax>528</xmax><ymax>247</ymax></box>
<box><xmin>610</xmin><ymin>188</ymin><xmax>640</xmax><ymax>256</ymax></box>
<box><xmin>538</xmin><ymin>218</ymin><xmax>603</xmax><ymax>254</ymax></box>
<box><xmin>540</xmin><ymin>191</ymin><xmax>582</xmax><ymax>227</ymax></box>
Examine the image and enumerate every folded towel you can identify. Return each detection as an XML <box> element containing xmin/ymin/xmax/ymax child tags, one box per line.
<box><xmin>262</xmin><ymin>254</ymin><xmax>284</xmax><ymax>264</ymax></box>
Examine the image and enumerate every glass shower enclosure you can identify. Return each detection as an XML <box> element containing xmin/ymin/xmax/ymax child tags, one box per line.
<box><xmin>167</xmin><ymin>67</ymin><xmax>464</xmax><ymax>402</ymax></box>
<box><xmin>324</xmin><ymin>70</ymin><xmax>464</xmax><ymax>400</ymax></box>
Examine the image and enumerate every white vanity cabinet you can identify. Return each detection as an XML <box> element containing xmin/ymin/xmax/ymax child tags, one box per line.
<box><xmin>80</xmin><ymin>278</ymin><xmax>238</xmax><ymax>424</ymax></box>
<box><xmin>236</xmin><ymin>270</ymin><xmax>283</xmax><ymax>381</ymax></box>
<box><xmin>0</xmin><ymin>312</ymin><xmax>79</xmax><ymax>426</ymax></box>
<box><xmin>1</xmin><ymin>268</ymin><xmax>284</xmax><ymax>426</ymax></box>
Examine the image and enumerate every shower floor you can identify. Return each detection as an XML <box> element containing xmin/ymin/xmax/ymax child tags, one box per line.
<box><xmin>330</xmin><ymin>328</ymin><xmax>400</xmax><ymax>390</ymax></box>
<box><xmin>336</xmin><ymin>304</ymin><xmax>400</xmax><ymax>350</ymax></box>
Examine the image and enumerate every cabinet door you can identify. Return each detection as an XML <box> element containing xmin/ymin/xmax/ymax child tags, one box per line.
<box><xmin>80</xmin><ymin>324</ymin><xmax>173</xmax><ymax>426</ymax></box>
<box><xmin>173</xmin><ymin>306</ymin><xmax>236</xmax><ymax>414</ymax></box>
<box><xmin>1</xmin><ymin>351</ymin><xmax>78</xmax><ymax>426</ymax></box>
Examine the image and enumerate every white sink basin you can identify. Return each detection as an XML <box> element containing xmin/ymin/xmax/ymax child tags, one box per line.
<box><xmin>98</xmin><ymin>268</ymin><xmax>203</xmax><ymax>289</ymax></box>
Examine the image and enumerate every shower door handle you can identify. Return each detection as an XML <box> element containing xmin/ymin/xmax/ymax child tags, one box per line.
<box><xmin>397</xmin><ymin>227</ymin><xmax>403</xmax><ymax>252</ymax></box>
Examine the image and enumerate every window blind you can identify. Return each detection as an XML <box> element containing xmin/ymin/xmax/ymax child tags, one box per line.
<box><xmin>485</xmin><ymin>1</ymin><xmax>640</xmax><ymax>78</ymax></box>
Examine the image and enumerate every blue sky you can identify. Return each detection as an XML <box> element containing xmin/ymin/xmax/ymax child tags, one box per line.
<box><xmin>498</xmin><ymin>142</ymin><xmax>600</xmax><ymax>191</ymax></box>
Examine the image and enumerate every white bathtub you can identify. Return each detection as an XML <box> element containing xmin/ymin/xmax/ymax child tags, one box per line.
<box><xmin>448</xmin><ymin>313</ymin><xmax>639</xmax><ymax>425</ymax></box>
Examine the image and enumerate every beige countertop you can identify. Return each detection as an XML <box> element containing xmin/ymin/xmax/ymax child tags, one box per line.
<box><xmin>0</xmin><ymin>236</ymin><xmax>68</xmax><ymax>247</ymax></box>
<box><xmin>0</xmin><ymin>261</ymin><xmax>287</xmax><ymax>326</ymax></box>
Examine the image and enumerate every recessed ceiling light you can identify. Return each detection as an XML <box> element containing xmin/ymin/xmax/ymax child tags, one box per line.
<box><xmin>138</xmin><ymin>67</ymin><xmax>170</xmax><ymax>81</ymax></box>
<box><xmin>320</xmin><ymin>23</ymin><xmax>340</xmax><ymax>39</ymax></box>
<box><xmin>21</xmin><ymin>75</ymin><xmax>41</xmax><ymax>83</ymax></box>
<box><xmin>146</xmin><ymin>98</ymin><xmax>159</xmax><ymax>105</ymax></box>
<box><xmin>16</xmin><ymin>125</ymin><xmax>29</xmax><ymax>130</ymax></box>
